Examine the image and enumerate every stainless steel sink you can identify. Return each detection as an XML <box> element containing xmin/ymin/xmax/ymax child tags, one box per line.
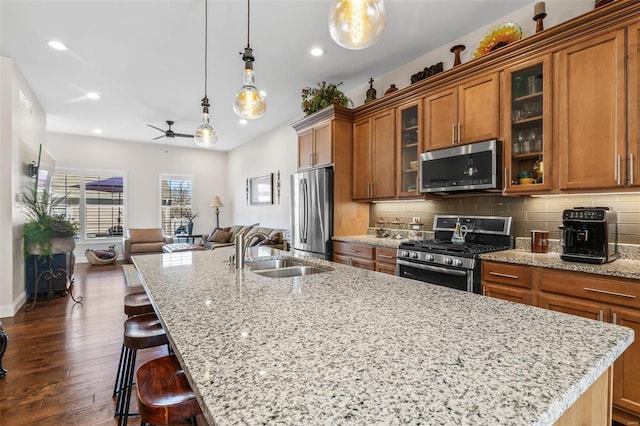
<box><xmin>246</xmin><ymin>257</ymin><xmax>332</xmax><ymax>278</ymax></box>
<box><xmin>246</xmin><ymin>258</ymin><xmax>306</xmax><ymax>271</ymax></box>
<box><xmin>253</xmin><ymin>265</ymin><xmax>330</xmax><ymax>278</ymax></box>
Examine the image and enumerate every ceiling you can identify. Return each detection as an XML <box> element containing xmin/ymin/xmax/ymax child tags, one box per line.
<box><xmin>0</xmin><ymin>0</ymin><xmax>533</xmax><ymax>152</ymax></box>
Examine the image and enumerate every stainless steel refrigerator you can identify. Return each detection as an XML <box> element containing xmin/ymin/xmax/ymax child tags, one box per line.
<box><xmin>290</xmin><ymin>167</ymin><xmax>333</xmax><ymax>260</ymax></box>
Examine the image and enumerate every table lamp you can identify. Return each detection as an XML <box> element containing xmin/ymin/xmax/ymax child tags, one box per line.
<box><xmin>209</xmin><ymin>196</ymin><xmax>224</xmax><ymax>228</ymax></box>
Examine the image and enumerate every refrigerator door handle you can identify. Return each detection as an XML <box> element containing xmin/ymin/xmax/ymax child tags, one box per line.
<box><xmin>301</xmin><ymin>178</ymin><xmax>308</xmax><ymax>243</ymax></box>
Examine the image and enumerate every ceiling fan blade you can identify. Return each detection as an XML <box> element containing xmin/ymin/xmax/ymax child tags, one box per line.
<box><xmin>174</xmin><ymin>133</ymin><xmax>195</xmax><ymax>138</ymax></box>
<box><xmin>152</xmin><ymin>135</ymin><xmax>165</xmax><ymax>140</ymax></box>
<box><xmin>147</xmin><ymin>124</ymin><xmax>166</xmax><ymax>133</ymax></box>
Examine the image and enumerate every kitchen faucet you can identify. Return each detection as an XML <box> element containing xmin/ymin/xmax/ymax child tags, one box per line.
<box><xmin>229</xmin><ymin>223</ymin><xmax>271</xmax><ymax>268</ymax></box>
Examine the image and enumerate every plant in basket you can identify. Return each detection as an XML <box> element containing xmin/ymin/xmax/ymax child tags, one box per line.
<box><xmin>301</xmin><ymin>81</ymin><xmax>352</xmax><ymax>115</ymax></box>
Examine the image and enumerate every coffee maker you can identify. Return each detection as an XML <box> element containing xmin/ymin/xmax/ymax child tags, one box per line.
<box><xmin>559</xmin><ymin>207</ymin><xmax>619</xmax><ymax>264</ymax></box>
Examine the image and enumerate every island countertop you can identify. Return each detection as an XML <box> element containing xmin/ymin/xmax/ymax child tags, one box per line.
<box><xmin>133</xmin><ymin>247</ymin><xmax>633</xmax><ymax>426</ymax></box>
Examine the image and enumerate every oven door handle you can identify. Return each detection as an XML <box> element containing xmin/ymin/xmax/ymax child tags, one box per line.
<box><xmin>397</xmin><ymin>259</ymin><xmax>468</xmax><ymax>277</ymax></box>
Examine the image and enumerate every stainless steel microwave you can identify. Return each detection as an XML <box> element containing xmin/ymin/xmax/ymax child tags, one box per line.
<box><xmin>420</xmin><ymin>140</ymin><xmax>502</xmax><ymax>193</ymax></box>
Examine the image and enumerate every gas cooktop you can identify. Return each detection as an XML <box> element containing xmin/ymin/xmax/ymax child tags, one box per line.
<box><xmin>399</xmin><ymin>239</ymin><xmax>512</xmax><ymax>256</ymax></box>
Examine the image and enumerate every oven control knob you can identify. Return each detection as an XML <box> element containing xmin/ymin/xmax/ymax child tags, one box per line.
<box><xmin>410</xmin><ymin>252</ymin><xmax>418</xmax><ymax>259</ymax></box>
<box><xmin>425</xmin><ymin>254</ymin><xmax>434</xmax><ymax>261</ymax></box>
<box><xmin>453</xmin><ymin>259</ymin><xmax>463</xmax><ymax>267</ymax></box>
<box><xmin>401</xmin><ymin>251</ymin><xmax>409</xmax><ymax>257</ymax></box>
<box><xmin>444</xmin><ymin>257</ymin><xmax>453</xmax><ymax>265</ymax></box>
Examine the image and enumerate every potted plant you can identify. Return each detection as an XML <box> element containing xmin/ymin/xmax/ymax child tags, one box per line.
<box><xmin>182</xmin><ymin>208</ymin><xmax>200</xmax><ymax>235</ymax></box>
<box><xmin>21</xmin><ymin>186</ymin><xmax>78</xmax><ymax>259</ymax></box>
<box><xmin>301</xmin><ymin>81</ymin><xmax>353</xmax><ymax>115</ymax></box>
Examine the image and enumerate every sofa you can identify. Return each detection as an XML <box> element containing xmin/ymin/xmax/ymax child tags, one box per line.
<box><xmin>201</xmin><ymin>225</ymin><xmax>286</xmax><ymax>251</ymax></box>
<box><xmin>124</xmin><ymin>228</ymin><xmax>174</xmax><ymax>261</ymax></box>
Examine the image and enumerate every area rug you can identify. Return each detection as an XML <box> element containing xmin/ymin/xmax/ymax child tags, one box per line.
<box><xmin>122</xmin><ymin>264</ymin><xmax>143</xmax><ymax>287</ymax></box>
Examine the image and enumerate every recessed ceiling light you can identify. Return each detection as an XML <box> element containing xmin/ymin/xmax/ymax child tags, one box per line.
<box><xmin>93</xmin><ymin>129</ymin><xmax>102</xmax><ymax>134</ymax></box>
<box><xmin>48</xmin><ymin>40</ymin><xmax>68</xmax><ymax>51</ymax></box>
<box><xmin>86</xmin><ymin>92</ymin><xmax>100</xmax><ymax>100</ymax></box>
<box><xmin>239</xmin><ymin>119</ymin><xmax>248</xmax><ymax>125</ymax></box>
<box><xmin>310</xmin><ymin>47</ymin><xmax>325</xmax><ymax>57</ymax></box>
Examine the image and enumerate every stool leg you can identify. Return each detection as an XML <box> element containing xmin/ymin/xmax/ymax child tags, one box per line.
<box><xmin>112</xmin><ymin>343</ymin><xmax>126</xmax><ymax>397</ymax></box>
<box><xmin>117</xmin><ymin>347</ymin><xmax>137</xmax><ymax>425</ymax></box>
<box><xmin>114</xmin><ymin>346</ymin><xmax>131</xmax><ymax>416</ymax></box>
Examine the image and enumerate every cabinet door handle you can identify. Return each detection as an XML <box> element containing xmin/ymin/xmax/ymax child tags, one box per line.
<box><xmin>342</xmin><ymin>249</ymin><xmax>358</xmax><ymax>253</ymax></box>
<box><xmin>457</xmin><ymin>122</ymin><xmax>461</xmax><ymax>144</ymax></box>
<box><xmin>378</xmin><ymin>254</ymin><xmax>394</xmax><ymax>259</ymax></box>
<box><xmin>489</xmin><ymin>271</ymin><xmax>519</xmax><ymax>280</ymax></box>
<box><xmin>612</xmin><ymin>313</ymin><xmax>617</xmax><ymax>324</ymax></box>
<box><xmin>615</xmin><ymin>154</ymin><xmax>621</xmax><ymax>185</ymax></box>
<box><xmin>451</xmin><ymin>123</ymin><xmax>456</xmax><ymax>144</ymax></box>
<box><xmin>584</xmin><ymin>287</ymin><xmax>636</xmax><ymax>299</ymax></box>
<box><xmin>309</xmin><ymin>152</ymin><xmax>314</xmax><ymax>166</ymax></box>
<box><xmin>598</xmin><ymin>310</ymin><xmax>604</xmax><ymax>322</ymax></box>
<box><xmin>503</xmin><ymin>167</ymin><xmax>508</xmax><ymax>191</ymax></box>
<box><xmin>630</xmin><ymin>153</ymin><xmax>635</xmax><ymax>185</ymax></box>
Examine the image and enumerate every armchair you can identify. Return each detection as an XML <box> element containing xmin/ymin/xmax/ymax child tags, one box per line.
<box><xmin>124</xmin><ymin>228</ymin><xmax>173</xmax><ymax>261</ymax></box>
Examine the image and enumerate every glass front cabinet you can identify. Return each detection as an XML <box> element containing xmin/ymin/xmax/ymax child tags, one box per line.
<box><xmin>397</xmin><ymin>100</ymin><xmax>422</xmax><ymax>197</ymax></box>
<box><xmin>503</xmin><ymin>55</ymin><xmax>552</xmax><ymax>194</ymax></box>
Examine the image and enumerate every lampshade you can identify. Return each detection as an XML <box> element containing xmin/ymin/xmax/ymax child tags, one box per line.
<box><xmin>328</xmin><ymin>0</ymin><xmax>386</xmax><ymax>50</ymax></box>
<box><xmin>209</xmin><ymin>196</ymin><xmax>224</xmax><ymax>208</ymax></box>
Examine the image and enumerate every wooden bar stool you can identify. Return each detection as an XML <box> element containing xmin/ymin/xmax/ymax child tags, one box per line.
<box><xmin>115</xmin><ymin>313</ymin><xmax>169</xmax><ymax>426</ymax></box>
<box><xmin>113</xmin><ymin>290</ymin><xmax>156</xmax><ymax>399</ymax></box>
<box><xmin>136</xmin><ymin>354</ymin><xmax>202</xmax><ymax>426</ymax></box>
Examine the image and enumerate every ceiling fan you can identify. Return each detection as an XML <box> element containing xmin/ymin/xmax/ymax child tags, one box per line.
<box><xmin>147</xmin><ymin>120</ymin><xmax>193</xmax><ymax>140</ymax></box>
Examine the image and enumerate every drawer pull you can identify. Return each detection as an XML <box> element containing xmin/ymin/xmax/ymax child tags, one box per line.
<box><xmin>598</xmin><ymin>310</ymin><xmax>604</xmax><ymax>322</ymax></box>
<box><xmin>584</xmin><ymin>287</ymin><xmax>636</xmax><ymax>299</ymax></box>
<box><xmin>489</xmin><ymin>271</ymin><xmax>519</xmax><ymax>280</ymax></box>
<box><xmin>342</xmin><ymin>249</ymin><xmax>358</xmax><ymax>253</ymax></box>
<box><xmin>378</xmin><ymin>254</ymin><xmax>394</xmax><ymax>259</ymax></box>
<box><xmin>613</xmin><ymin>313</ymin><xmax>617</xmax><ymax>324</ymax></box>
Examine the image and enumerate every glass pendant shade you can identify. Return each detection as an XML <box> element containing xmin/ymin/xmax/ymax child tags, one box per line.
<box><xmin>329</xmin><ymin>0</ymin><xmax>386</xmax><ymax>50</ymax></box>
<box><xmin>233</xmin><ymin>68</ymin><xmax>266</xmax><ymax>119</ymax></box>
<box><xmin>194</xmin><ymin>112</ymin><xmax>217</xmax><ymax>147</ymax></box>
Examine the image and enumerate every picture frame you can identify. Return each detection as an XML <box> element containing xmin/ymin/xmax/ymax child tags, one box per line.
<box><xmin>249</xmin><ymin>173</ymin><xmax>273</xmax><ymax>205</ymax></box>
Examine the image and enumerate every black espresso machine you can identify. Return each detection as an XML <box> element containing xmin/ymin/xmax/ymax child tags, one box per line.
<box><xmin>560</xmin><ymin>207</ymin><xmax>619</xmax><ymax>264</ymax></box>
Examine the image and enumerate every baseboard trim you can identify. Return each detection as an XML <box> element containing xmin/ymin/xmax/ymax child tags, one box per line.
<box><xmin>0</xmin><ymin>291</ymin><xmax>26</xmax><ymax>318</ymax></box>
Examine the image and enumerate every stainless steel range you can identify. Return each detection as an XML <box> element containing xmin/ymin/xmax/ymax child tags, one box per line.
<box><xmin>397</xmin><ymin>215</ymin><xmax>513</xmax><ymax>293</ymax></box>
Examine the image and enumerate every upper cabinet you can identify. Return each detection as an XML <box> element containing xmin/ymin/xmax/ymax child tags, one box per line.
<box><xmin>397</xmin><ymin>100</ymin><xmax>422</xmax><ymax>197</ymax></box>
<box><xmin>353</xmin><ymin>109</ymin><xmax>396</xmax><ymax>200</ymax></box>
<box><xmin>629</xmin><ymin>21</ymin><xmax>640</xmax><ymax>188</ymax></box>
<box><xmin>503</xmin><ymin>55</ymin><xmax>552</xmax><ymax>194</ymax></box>
<box><xmin>297</xmin><ymin>122</ymin><xmax>332</xmax><ymax>170</ymax></box>
<box><xmin>557</xmin><ymin>28</ymin><xmax>627</xmax><ymax>190</ymax></box>
<box><xmin>424</xmin><ymin>72</ymin><xmax>500</xmax><ymax>151</ymax></box>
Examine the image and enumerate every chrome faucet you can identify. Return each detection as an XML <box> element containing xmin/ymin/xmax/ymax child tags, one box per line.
<box><xmin>234</xmin><ymin>231</ymin><xmax>271</xmax><ymax>268</ymax></box>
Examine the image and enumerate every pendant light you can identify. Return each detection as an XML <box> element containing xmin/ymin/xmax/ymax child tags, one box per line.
<box><xmin>233</xmin><ymin>0</ymin><xmax>266</xmax><ymax>120</ymax></box>
<box><xmin>194</xmin><ymin>0</ymin><xmax>218</xmax><ymax>147</ymax></box>
<box><xmin>328</xmin><ymin>0</ymin><xmax>386</xmax><ymax>50</ymax></box>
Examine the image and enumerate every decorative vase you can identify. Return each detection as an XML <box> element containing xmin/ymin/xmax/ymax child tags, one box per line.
<box><xmin>450</xmin><ymin>44</ymin><xmax>466</xmax><ymax>67</ymax></box>
<box><xmin>384</xmin><ymin>84</ymin><xmax>398</xmax><ymax>95</ymax></box>
<box><xmin>187</xmin><ymin>221</ymin><xmax>194</xmax><ymax>235</ymax></box>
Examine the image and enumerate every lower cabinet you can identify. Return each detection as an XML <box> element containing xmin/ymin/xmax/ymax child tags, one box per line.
<box><xmin>333</xmin><ymin>241</ymin><xmax>398</xmax><ymax>274</ymax></box>
<box><xmin>482</xmin><ymin>260</ymin><xmax>640</xmax><ymax>424</ymax></box>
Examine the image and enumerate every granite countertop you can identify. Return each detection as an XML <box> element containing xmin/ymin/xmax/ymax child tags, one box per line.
<box><xmin>133</xmin><ymin>247</ymin><xmax>633</xmax><ymax>426</ymax></box>
<box><xmin>481</xmin><ymin>250</ymin><xmax>640</xmax><ymax>281</ymax></box>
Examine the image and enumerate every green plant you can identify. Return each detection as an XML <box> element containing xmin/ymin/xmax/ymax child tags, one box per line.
<box><xmin>21</xmin><ymin>186</ymin><xmax>78</xmax><ymax>258</ymax></box>
<box><xmin>301</xmin><ymin>81</ymin><xmax>352</xmax><ymax>115</ymax></box>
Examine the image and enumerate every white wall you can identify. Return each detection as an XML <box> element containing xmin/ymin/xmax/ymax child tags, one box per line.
<box><xmin>0</xmin><ymin>57</ymin><xmax>47</xmax><ymax>317</ymax></box>
<box><xmin>47</xmin><ymin>132</ymin><xmax>228</xmax><ymax>258</ymax></box>
<box><xmin>226</xmin><ymin>123</ymin><xmax>298</xmax><ymax>230</ymax></box>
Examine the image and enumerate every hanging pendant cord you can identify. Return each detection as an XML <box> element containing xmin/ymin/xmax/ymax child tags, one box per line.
<box><xmin>204</xmin><ymin>0</ymin><xmax>208</xmax><ymax>96</ymax></box>
<box><xmin>246</xmin><ymin>0</ymin><xmax>250</xmax><ymax>48</ymax></box>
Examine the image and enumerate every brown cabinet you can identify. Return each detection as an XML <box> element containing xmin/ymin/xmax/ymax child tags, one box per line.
<box><xmin>353</xmin><ymin>109</ymin><xmax>396</xmax><ymax>200</ymax></box>
<box><xmin>424</xmin><ymin>72</ymin><xmax>500</xmax><ymax>151</ymax></box>
<box><xmin>333</xmin><ymin>241</ymin><xmax>375</xmax><ymax>270</ymax></box>
<box><xmin>375</xmin><ymin>247</ymin><xmax>397</xmax><ymax>275</ymax></box>
<box><xmin>557</xmin><ymin>28</ymin><xmax>627</xmax><ymax>190</ymax></box>
<box><xmin>482</xmin><ymin>259</ymin><xmax>640</xmax><ymax>424</ymax></box>
<box><xmin>297</xmin><ymin>121</ymin><xmax>332</xmax><ymax>170</ymax></box>
<box><xmin>503</xmin><ymin>55</ymin><xmax>553</xmax><ymax>194</ymax></box>
<box><xmin>396</xmin><ymin>100</ymin><xmax>422</xmax><ymax>197</ymax></box>
<box><xmin>629</xmin><ymin>21</ymin><xmax>640</xmax><ymax>188</ymax></box>
<box><xmin>481</xmin><ymin>261</ymin><xmax>534</xmax><ymax>305</ymax></box>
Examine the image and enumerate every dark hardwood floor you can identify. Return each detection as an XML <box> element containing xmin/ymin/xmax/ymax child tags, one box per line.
<box><xmin>0</xmin><ymin>262</ymin><xmax>208</xmax><ymax>425</ymax></box>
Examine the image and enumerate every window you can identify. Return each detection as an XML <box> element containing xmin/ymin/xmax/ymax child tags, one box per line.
<box><xmin>160</xmin><ymin>176</ymin><xmax>193</xmax><ymax>235</ymax></box>
<box><xmin>52</xmin><ymin>171</ymin><xmax>125</xmax><ymax>240</ymax></box>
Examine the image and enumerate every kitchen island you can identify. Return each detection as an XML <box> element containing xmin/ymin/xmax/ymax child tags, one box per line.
<box><xmin>133</xmin><ymin>247</ymin><xmax>633</xmax><ymax>425</ymax></box>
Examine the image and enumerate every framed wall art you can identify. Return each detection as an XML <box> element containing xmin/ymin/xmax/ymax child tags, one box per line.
<box><xmin>249</xmin><ymin>173</ymin><xmax>273</xmax><ymax>205</ymax></box>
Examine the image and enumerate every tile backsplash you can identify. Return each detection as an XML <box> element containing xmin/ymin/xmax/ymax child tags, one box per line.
<box><xmin>370</xmin><ymin>193</ymin><xmax>640</xmax><ymax>244</ymax></box>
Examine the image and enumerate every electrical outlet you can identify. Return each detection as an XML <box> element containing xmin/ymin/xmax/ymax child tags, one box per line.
<box><xmin>412</xmin><ymin>217</ymin><xmax>421</xmax><ymax>223</ymax></box>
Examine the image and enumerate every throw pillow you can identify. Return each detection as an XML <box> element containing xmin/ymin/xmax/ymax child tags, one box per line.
<box><xmin>256</xmin><ymin>234</ymin><xmax>280</xmax><ymax>246</ymax></box>
<box><xmin>210</xmin><ymin>229</ymin><xmax>232</xmax><ymax>243</ymax></box>
<box><xmin>207</xmin><ymin>227</ymin><xmax>230</xmax><ymax>242</ymax></box>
